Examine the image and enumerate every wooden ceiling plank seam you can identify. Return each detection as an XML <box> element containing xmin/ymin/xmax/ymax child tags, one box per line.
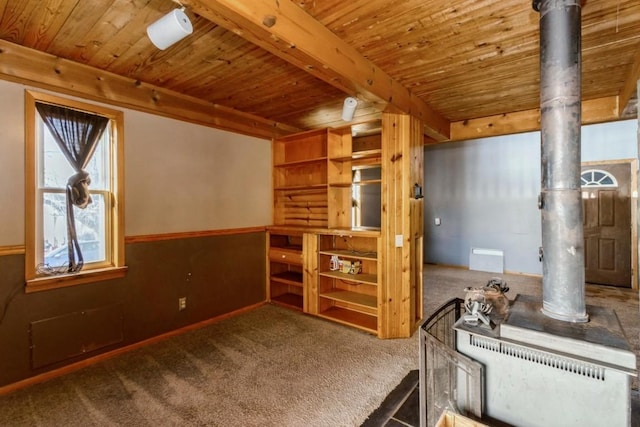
<box><xmin>361</xmin><ymin>30</ymin><xmax>540</xmax><ymax>83</ymax></box>
<box><xmin>618</xmin><ymin>42</ymin><xmax>640</xmax><ymax>116</ymax></box>
<box><xmin>315</xmin><ymin>0</ymin><xmax>506</xmax><ymax>40</ymax></box>
<box><xmin>0</xmin><ymin>39</ymin><xmax>299</xmax><ymax>139</ymax></box>
<box><xmin>104</xmin><ymin>12</ymin><xmax>222</xmax><ymax>80</ymax></box>
<box><xmin>301</xmin><ymin>0</ymin><xmax>377</xmax><ymax>29</ymax></box>
<box><xmin>70</xmin><ymin>0</ymin><xmax>155</xmax><ymax>65</ymax></box>
<box><xmin>582</xmin><ymin>3</ymin><xmax>640</xmax><ymax>33</ymax></box>
<box><xmin>159</xmin><ymin>38</ymin><xmax>274</xmax><ymax>93</ymax></box>
<box><xmin>46</xmin><ymin>0</ymin><xmax>117</xmax><ymax>58</ymax></box>
<box><xmin>180</xmin><ymin>0</ymin><xmax>450</xmax><ymax>141</ymax></box>
<box><xmin>398</xmin><ymin>46</ymin><xmax>539</xmax><ymax>83</ymax></box>
<box><xmin>358</xmin><ymin>4</ymin><xmax>634</xmax><ymax>82</ymax></box>
<box><xmin>65</xmin><ymin>0</ymin><xmax>142</xmax><ymax>64</ymax></box>
<box><xmin>366</xmin><ymin>35</ymin><xmax>539</xmax><ymax>78</ymax></box>
<box><xmin>0</xmin><ymin>0</ymin><xmax>8</xmax><ymax>24</ymax></box>
<box><xmin>366</xmin><ymin>22</ymin><xmax>538</xmax><ymax>58</ymax></box>
<box><xmin>0</xmin><ymin>0</ymin><xmax>39</xmax><ymax>43</ymax></box>
<box><xmin>131</xmin><ymin>19</ymin><xmax>222</xmax><ymax>87</ymax></box>
<box><xmin>583</xmin><ymin>34</ymin><xmax>640</xmax><ymax>55</ymax></box>
<box><xmin>327</xmin><ymin>0</ymin><xmax>532</xmax><ymax>52</ymax></box>
<box><xmin>21</xmin><ymin>0</ymin><xmax>79</xmax><ymax>50</ymax></box>
<box><xmin>180</xmin><ymin>61</ymin><xmax>341</xmax><ymax>110</ymax></box>
<box><xmin>90</xmin><ymin>0</ymin><xmax>170</xmax><ymax>70</ymax></box>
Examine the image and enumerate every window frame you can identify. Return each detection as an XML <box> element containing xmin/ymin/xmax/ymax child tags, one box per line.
<box><xmin>25</xmin><ymin>91</ymin><xmax>126</xmax><ymax>292</ymax></box>
<box><xmin>580</xmin><ymin>169</ymin><xmax>619</xmax><ymax>188</ymax></box>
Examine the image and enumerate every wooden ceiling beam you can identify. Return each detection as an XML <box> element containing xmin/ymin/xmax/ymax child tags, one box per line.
<box><xmin>0</xmin><ymin>40</ymin><xmax>298</xmax><ymax>140</ymax></box>
<box><xmin>447</xmin><ymin>96</ymin><xmax>620</xmax><ymax>142</ymax></box>
<box><xmin>619</xmin><ymin>43</ymin><xmax>640</xmax><ymax>117</ymax></box>
<box><xmin>180</xmin><ymin>0</ymin><xmax>450</xmax><ymax>141</ymax></box>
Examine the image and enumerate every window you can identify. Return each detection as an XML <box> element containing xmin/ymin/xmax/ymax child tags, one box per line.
<box><xmin>25</xmin><ymin>91</ymin><xmax>126</xmax><ymax>292</ymax></box>
<box><xmin>581</xmin><ymin>169</ymin><xmax>618</xmax><ymax>188</ymax></box>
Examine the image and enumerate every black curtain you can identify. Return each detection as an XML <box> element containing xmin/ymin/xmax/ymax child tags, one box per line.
<box><xmin>36</xmin><ymin>102</ymin><xmax>109</xmax><ymax>273</ymax></box>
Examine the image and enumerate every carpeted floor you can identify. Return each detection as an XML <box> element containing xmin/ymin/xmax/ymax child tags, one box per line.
<box><xmin>0</xmin><ymin>265</ymin><xmax>638</xmax><ymax>426</ymax></box>
<box><xmin>0</xmin><ymin>304</ymin><xmax>417</xmax><ymax>427</ymax></box>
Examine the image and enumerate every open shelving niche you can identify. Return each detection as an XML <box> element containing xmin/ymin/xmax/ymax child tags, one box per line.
<box><xmin>273</xmin><ymin>128</ymin><xmax>329</xmax><ymax>228</ymax></box>
<box><xmin>267</xmin><ymin>230</ymin><xmax>304</xmax><ymax>310</ymax></box>
<box><xmin>316</xmin><ymin>232</ymin><xmax>381</xmax><ymax>335</ymax></box>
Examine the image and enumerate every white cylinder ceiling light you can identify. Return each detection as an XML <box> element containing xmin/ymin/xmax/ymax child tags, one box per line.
<box><xmin>147</xmin><ymin>8</ymin><xmax>193</xmax><ymax>50</ymax></box>
<box><xmin>341</xmin><ymin>97</ymin><xmax>358</xmax><ymax>121</ymax></box>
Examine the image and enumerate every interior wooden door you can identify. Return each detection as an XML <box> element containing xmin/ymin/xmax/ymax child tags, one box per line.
<box><xmin>581</xmin><ymin>162</ymin><xmax>632</xmax><ymax>287</ymax></box>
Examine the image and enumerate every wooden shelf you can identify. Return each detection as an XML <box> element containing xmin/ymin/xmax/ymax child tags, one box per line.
<box><xmin>271</xmin><ymin>293</ymin><xmax>303</xmax><ymax>310</ymax></box>
<box><xmin>352</xmin><ymin>149</ymin><xmax>382</xmax><ymax>159</ymax></box>
<box><xmin>352</xmin><ymin>179</ymin><xmax>381</xmax><ymax>186</ymax></box>
<box><xmin>274</xmin><ymin>157</ymin><xmax>327</xmax><ymax>167</ymax></box>
<box><xmin>329</xmin><ymin>149</ymin><xmax>382</xmax><ymax>162</ymax></box>
<box><xmin>270</xmin><ymin>271</ymin><xmax>303</xmax><ymax>287</ymax></box>
<box><xmin>320</xmin><ymin>290</ymin><xmax>376</xmax><ymax>309</ymax></box>
<box><xmin>274</xmin><ymin>184</ymin><xmax>328</xmax><ymax>191</ymax></box>
<box><xmin>318</xmin><ymin>307</ymin><xmax>377</xmax><ymax>334</ymax></box>
<box><xmin>319</xmin><ymin>270</ymin><xmax>377</xmax><ymax>285</ymax></box>
<box><xmin>319</xmin><ymin>249</ymin><xmax>377</xmax><ymax>261</ymax></box>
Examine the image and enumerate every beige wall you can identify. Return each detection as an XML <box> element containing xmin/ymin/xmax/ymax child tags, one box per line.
<box><xmin>0</xmin><ymin>79</ymin><xmax>272</xmax><ymax>245</ymax></box>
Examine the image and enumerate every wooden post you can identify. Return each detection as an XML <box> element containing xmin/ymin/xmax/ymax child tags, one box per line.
<box><xmin>304</xmin><ymin>232</ymin><xmax>319</xmax><ymax>314</ymax></box>
<box><xmin>379</xmin><ymin>112</ymin><xmax>424</xmax><ymax>338</ymax></box>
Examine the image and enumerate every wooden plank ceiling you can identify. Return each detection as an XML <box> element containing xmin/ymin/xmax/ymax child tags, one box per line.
<box><xmin>0</xmin><ymin>0</ymin><xmax>638</xmax><ymax>141</ymax></box>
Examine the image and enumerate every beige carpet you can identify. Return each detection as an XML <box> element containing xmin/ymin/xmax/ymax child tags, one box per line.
<box><xmin>0</xmin><ymin>304</ymin><xmax>417</xmax><ymax>427</ymax></box>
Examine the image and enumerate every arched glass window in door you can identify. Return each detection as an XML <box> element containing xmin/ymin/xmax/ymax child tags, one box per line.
<box><xmin>581</xmin><ymin>169</ymin><xmax>618</xmax><ymax>188</ymax></box>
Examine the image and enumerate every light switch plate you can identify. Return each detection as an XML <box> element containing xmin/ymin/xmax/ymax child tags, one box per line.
<box><xmin>395</xmin><ymin>235</ymin><xmax>403</xmax><ymax>248</ymax></box>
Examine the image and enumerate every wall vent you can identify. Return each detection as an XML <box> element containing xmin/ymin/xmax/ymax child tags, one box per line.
<box><xmin>469</xmin><ymin>247</ymin><xmax>504</xmax><ymax>273</ymax></box>
<box><xmin>469</xmin><ymin>335</ymin><xmax>605</xmax><ymax>381</ymax></box>
<box><xmin>30</xmin><ymin>304</ymin><xmax>124</xmax><ymax>369</ymax></box>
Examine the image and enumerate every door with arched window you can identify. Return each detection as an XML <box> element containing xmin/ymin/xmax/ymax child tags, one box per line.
<box><xmin>581</xmin><ymin>162</ymin><xmax>632</xmax><ymax>287</ymax></box>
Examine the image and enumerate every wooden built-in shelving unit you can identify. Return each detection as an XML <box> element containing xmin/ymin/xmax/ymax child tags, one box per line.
<box><xmin>268</xmin><ymin>115</ymin><xmax>422</xmax><ymax>339</ymax></box>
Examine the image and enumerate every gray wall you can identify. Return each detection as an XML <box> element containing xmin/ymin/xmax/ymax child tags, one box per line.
<box><xmin>424</xmin><ymin>119</ymin><xmax>638</xmax><ymax>275</ymax></box>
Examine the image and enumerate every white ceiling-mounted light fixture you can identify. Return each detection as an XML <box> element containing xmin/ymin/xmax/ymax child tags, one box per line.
<box><xmin>341</xmin><ymin>97</ymin><xmax>358</xmax><ymax>121</ymax></box>
<box><xmin>147</xmin><ymin>8</ymin><xmax>193</xmax><ymax>50</ymax></box>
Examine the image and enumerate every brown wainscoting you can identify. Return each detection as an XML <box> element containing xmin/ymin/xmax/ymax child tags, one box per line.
<box><xmin>0</xmin><ymin>229</ymin><xmax>267</xmax><ymax>388</ymax></box>
<box><xmin>30</xmin><ymin>303</ymin><xmax>125</xmax><ymax>369</ymax></box>
<box><xmin>0</xmin><ymin>302</ymin><xmax>265</xmax><ymax>397</ymax></box>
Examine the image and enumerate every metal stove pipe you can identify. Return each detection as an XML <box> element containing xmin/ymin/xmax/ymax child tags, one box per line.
<box><xmin>535</xmin><ymin>0</ymin><xmax>588</xmax><ymax>322</ymax></box>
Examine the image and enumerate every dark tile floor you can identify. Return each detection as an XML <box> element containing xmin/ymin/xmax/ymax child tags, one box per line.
<box><xmin>361</xmin><ymin>370</ymin><xmax>420</xmax><ymax>427</ymax></box>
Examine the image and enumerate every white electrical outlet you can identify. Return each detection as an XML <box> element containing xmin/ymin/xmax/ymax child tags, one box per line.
<box><xmin>395</xmin><ymin>235</ymin><xmax>403</xmax><ymax>248</ymax></box>
<box><xmin>178</xmin><ymin>297</ymin><xmax>187</xmax><ymax>310</ymax></box>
